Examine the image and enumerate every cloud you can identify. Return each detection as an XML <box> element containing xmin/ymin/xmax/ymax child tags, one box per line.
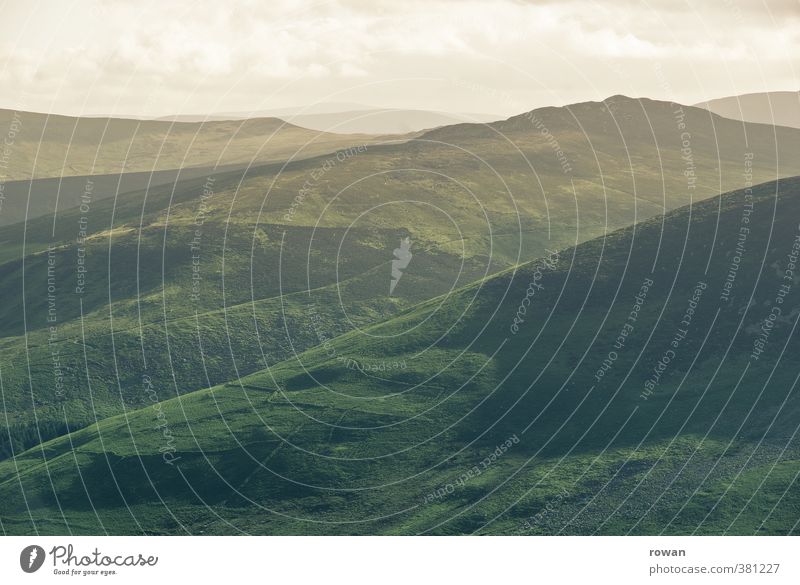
<box><xmin>0</xmin><ymin>0</ymin><xmax>796</xmax><ymax>116</ymax></box>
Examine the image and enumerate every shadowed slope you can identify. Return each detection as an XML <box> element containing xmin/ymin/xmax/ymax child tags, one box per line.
<box><xmin>3</xmin><ymin>176</ymin><xmax>800</xmax><ymax>535</ymax></box>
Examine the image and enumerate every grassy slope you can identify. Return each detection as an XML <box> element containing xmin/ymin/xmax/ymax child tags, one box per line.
<box><xmin>0</xmin><ymin>162</ymin><xmax>494</xmax><ymax>456</ymax></box>
<box><xmin>0</xmin><ymin>164</ymin><xmax>248</xmax><ymax>227</ymax></box>
<box><xmin>2</xmin><ymin>95</ymin><xmax>800</xmax><ymax>470</ymax></box>
<box><xmin>0</xmin><ymin>108</ymin><xmax>395</xmax><ymax>181</ymax></box>
<box><xmin>3</xmin><ymin>176</ymin><xmax>800</xmax><ymax>535</ymax></box>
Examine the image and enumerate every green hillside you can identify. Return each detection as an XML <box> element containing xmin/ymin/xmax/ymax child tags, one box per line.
<box><xmin>0</xmin><ymin>164</ymin><xmax>247</xmax><ymax>227</ymax></box>
<box><xmin>2</xmin><ymin>95</ymin><xmax>800</xmax><ymax>480</ymax></box>
<box><xmin>0</xmin><ymin>108</ymin><xmax>395</xmax><ymax>181</ymax></box>
<box><xmin>2</xmin><ymin>175</ymin><xmax>800</xmax><ymax>535</ymax></box>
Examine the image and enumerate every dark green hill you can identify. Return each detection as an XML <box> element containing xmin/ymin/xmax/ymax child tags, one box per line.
<box><xmin>3</xmin><ymin>175</ymin><xmax>800</xmax><ymax>535</ymax></box>
<box><xmin>2</xmin><ymin>95</ymin><xmax>800</xmax><ymax>481</ymax></box>
<box><xmin>0</xmin><ymin>164</ymin><xmax>250</xmax><ymax>227</ymax></box>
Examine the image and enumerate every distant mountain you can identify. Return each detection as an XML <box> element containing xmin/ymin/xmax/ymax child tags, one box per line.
<box><xmin>695</xmin><ymin>91</ymin><xmax>800</xmax><ymax>129</ymax></box>
<box><xmin>268</xmin><ymin>109</ymin><xmax>499</xmax><ymax>135</ymax></box>
<box><xmin>0</xmin><ymin>109</ymin><xmax>393</xmax><ymax>182</ymax></box>
<box><xmin>195</xmin><ymin>102</ymin><xmax>379</xmax><ymax>119</ymax></box>
<box><xmin>156</xmin><ymin>107</ymin><xmax>500</xmax><ymax>134</ymax></box>
<box><xmin>81</xmin><ymin>102</ymin><xmax>378</xmax><ymax>121</ymax></box>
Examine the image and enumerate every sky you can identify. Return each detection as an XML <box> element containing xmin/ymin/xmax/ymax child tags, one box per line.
<box><xmin>0</xmin><ymin>0</ymin><xmax>798</xmax><ymax>118</ymax></box>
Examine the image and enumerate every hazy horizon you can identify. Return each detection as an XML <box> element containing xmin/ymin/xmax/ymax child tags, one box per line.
<box><xmin>2</xmin><ymin>89</ymin><xmax>798</xmax><ymax>124</ymax></box>
<box><xmin>1</xmin><ymin>0</ymin><xmax>797</xmax><ymax>119</ymax></box>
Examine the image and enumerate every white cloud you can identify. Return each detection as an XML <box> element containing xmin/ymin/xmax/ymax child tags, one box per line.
<box><xmin>0</xmin><ymin>0</ymin><xmax>796</xmax><ymax>116</ymax></box>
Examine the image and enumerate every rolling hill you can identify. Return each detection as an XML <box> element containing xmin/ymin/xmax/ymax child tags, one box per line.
<box><xmin>0</xmin><ymin>109</ymin><xmax>398</xmax><ymax>182</ymax></box>
<box><xmin>0</xmin><ymin>164</ymin><xmax>248</xmax><ymax>227</ymax></box>
<box><xmin>156</xmin><ymin>107</ymin><xmax>499</xmax><ymax>134</ymax></box>
<box><xmin>2</xmin><ymin>95</ymin><xmax>800</xmax><ymax>536</ymax></box>
<box><xmin>265</xmin><ymin>109</ymin><xmax>500</xmax><ymax>135</ymax></box>
<box><xmin>3</xmin><ymin>95</ymin><xmax>800</xmax><ymax>464</ymax></box>
<box><xmin>2</xmin><ymin>174</ymin><xmax>800</xmax><ymax>535</ymax></box>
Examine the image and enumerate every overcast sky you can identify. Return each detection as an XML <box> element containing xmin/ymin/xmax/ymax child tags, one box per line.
<box><xmin>0</xmin><ymin>0</ymin><xmax>797</xmax><ymax>118</ymax></box>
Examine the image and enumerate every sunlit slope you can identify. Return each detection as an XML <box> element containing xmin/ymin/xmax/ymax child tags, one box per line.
<box><xmin>0</xmin><ymin>209</ymin><xmax>488</xmax><ymax>459</ymax></box>
<box><xmin>3</xmin><ymin>176</ymin><xmax>800</xmax><ymax>535</ymax></box>
<box><xmin>0</xmin><ymin>160</ymin><xmax>497</xmax><ymax>457</ymax></box>
<box><xmin>1</xmin><ymin>94</ymin><xmax>799</xmax><ymax>498</ymax></box>
<box><xmin>257</xmin><ymin>94</ymin><xmax>800</xmax><ymax>230</ymax></box>
<box><xmin>0</xmin><ymin>108</ymin><xmax>394</xmax><ymax>181</ymax></box>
